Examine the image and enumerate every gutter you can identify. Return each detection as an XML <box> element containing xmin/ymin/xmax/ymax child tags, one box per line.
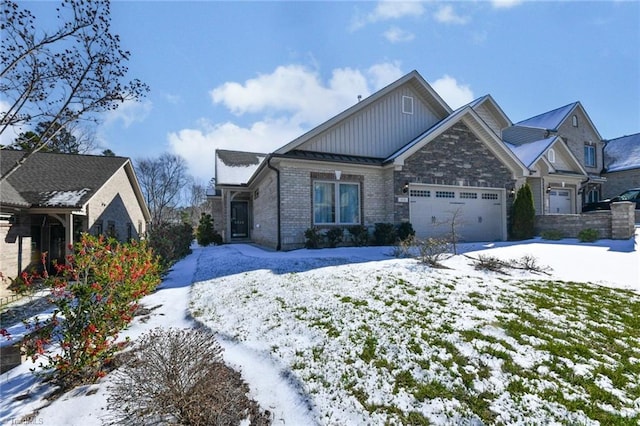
<box><xmin>266</xmin><ymin>155</ymin><xmax>282</xmax><ymax>251</ymax></box>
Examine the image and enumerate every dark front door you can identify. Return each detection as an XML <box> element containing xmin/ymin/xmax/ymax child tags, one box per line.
<box><xmin>230</xmin><ymin>201</ymin><xmax>249</xmax><ymax>238</ymax></box>
<box><xmin>49</xmin><ymin>223</ymin><xmax>66</xmax><ymax>273</ymax></box>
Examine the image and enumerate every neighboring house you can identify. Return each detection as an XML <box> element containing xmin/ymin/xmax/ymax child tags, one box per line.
<box><xmin>0</xmin><ymin>151</ymin><xmax>150</xmax><ymax>285</ymax></box>
<box><xmin>602</xmin><ymin>133</ymin><xmax>640</xmax><ymax>199</ymax></box>
<box><xmin>502</xmin><ymin>102</ymin><xmax>606</xmax><ymax>214</ymax></box>
<box><xmin>212</xmin><ymin>70</ymin><xmax>531</xmax><ymax>250</ymax></box>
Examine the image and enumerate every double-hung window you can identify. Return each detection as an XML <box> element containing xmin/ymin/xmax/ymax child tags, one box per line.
<box><xmin>584</xmin><ymin>143</ymin><xmax>596</xmax><ymax>167</ymax></box>
<box><xmin>313</xmin><ymin>181</ymin><xmax>360</xmax><ymax>225</ymax></box>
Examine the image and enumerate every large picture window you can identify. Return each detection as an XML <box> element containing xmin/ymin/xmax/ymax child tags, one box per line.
<box><xmin>313</xmin><ymin>181</ymin><xmax>360</xmax><ymax>225</ymax></box>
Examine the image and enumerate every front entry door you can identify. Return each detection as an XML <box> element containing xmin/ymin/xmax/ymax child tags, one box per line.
<box><xmin>49</xmin><ymin>222</ymin><xmax>66</xmax><ymax>273</ymax></box>
<box><xmin>230</xmin><ymin>201</ymin><xmax>249</xmax><ymax>238</ymax></box>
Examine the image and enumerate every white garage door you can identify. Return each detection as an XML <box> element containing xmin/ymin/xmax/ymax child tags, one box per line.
<box><xmin>548</xmin><ymin>189</ymin><xmax>572</xmax><ymax>214</ymax></box>
<box><xmin>409</xmin><ymin>184</ymin><xmax>504</xmax><ymax>242</ymax></box>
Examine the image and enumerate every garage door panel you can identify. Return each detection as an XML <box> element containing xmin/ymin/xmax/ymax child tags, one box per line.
<box><xmin>409</xmin><ymin>185</ymin><xmax>503</xmax><ymax>242</ymax></box>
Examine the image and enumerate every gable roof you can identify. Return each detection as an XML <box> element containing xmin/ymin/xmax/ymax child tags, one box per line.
<box><xmin>505</xmin><ymin>136</ymin><xmax>587</xmax><ymax>176</ymax></box>
<box><xmin>514</xmin><ymin>101</ymin><xmax>603</xmax><ymax>141</ymax></box>
<box><xmin>604</xmin><ymin>133</ymin><xmax>640</xmax><ymax>172</ymax></box>
<box><xmin>515</xmin><ymin>102</ymin><xmax>578</xmax><ymax>130</ymax></box>
<box><xmin>1</xmin><ymin>150</ymin><xmax>131</xmax><ymax>209</ymax></box>
<box><xmin>386</xmin><ymin>105</ymin><xmax>528</xmax><ymax>176</ymax></box>
<box><xmin>468</xmin><ymin>94</ymin><xmax>512</xmax><ymax>134</ymax></box>
<box><xmin>215</xmin><ymin>149</ymin><xmax>267</xmax><ymax>186</ymax></box>
<box><xmin>505</xmin><ymin>137</ymin><xmax>556</xmax><ymax>168</ymax></box>
<box><xmin>274</xmin><ymin>70</ymin><xmax>452</xmax><ymax>156</ymax></box>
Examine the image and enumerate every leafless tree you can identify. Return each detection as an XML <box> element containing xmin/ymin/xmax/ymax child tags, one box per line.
<box><xmin>135</xmin><ymin>153</ymin><xmax>190</xmax><ymax>226</ymax></box>
<box><xmin>0</xmin><ymin>0</ymin><xmax>149</xmax><ymax>180</ymax></box>
<box><xmin>185</xmin><ymin>180</ymin><xmax>211</xmax><ymax>225</ymax></box>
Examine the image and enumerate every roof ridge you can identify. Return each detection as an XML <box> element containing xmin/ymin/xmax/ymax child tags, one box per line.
<box><xmin>516</xmin><ymin>101</ymin><xmax>579</xmax><ymax>129</ymax></box>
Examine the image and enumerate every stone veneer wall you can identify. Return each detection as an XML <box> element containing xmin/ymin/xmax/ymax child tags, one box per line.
<box><xmin>535</xmin><ymin>202</ymin><xmax>635</xmax><ymax>240</ymax></box>
<box><xmin>602</xmin><ymin>169</ymin><xmax>640</xmax><ymax>200</ymax></box>
<box><xmin>394</xmin><ymin>122</ymin><xmax>516</xmax><ymax>222</ymax></box>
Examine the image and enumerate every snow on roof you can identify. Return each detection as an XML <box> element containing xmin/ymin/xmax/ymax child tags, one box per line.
<box><xmin>215</xmin><ymin>150</ymin><xmax>267</xmax><ymax>185</ymax></box>
<box><xmin>505</xmin><ymin>137</ymin><xmax>556</xmax><ymax>168</ymax></box>
<box><xmin>605</xmin><ymin>133</ymin><xmax>640</xmax><ymax>172</ymax></box>
<box><xmin>40</xmin><ymin>188</ymin><xmax>90</xmax><ymax>207</ymax></box>
<box><xmin>516</xmin><ymin>102</ymin><xmax>578</xmax><ymax>130</ymax></box>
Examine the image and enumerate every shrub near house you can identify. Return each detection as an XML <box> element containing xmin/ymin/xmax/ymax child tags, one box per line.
<box><xmin>16</xmin><ymin>234</ymin><xmax>161</xmax><ymax>388</ymax></box>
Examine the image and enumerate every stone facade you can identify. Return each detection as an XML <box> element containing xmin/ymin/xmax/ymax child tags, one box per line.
<box><xmin>394</xmin><ymin>123</ymin><xmax>516</xmax><ymax>222</ymax></box>
<box><xmin>602</xmin><ymin>169</ymin><xmax>640</xmax><ymax>199</ymax></box>
<box><xmin>535</xmin><ymin>202</ymin><xmax>635</xmax><ymax>240</ymax></box>
<box><xmin>556</xmin><ymin>108</ymin><xmax>604</xmax><ymax>175</ymax></box>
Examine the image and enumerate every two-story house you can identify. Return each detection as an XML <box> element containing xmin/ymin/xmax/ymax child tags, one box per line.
<box><xmin>502</xmin><ymin>102</ymin><xmax>605</xmax><ymax>215</ymax></box>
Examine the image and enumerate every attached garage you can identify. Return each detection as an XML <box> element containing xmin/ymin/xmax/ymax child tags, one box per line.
<box><xmin>548</xmin><ymin>189</ymin><xmax>572</xmax><ymax>214</ymax></box>
<box><xmin>409</xmin><ymin>184</ymin><xmax>505</xmax><ymax>242</ymax></box>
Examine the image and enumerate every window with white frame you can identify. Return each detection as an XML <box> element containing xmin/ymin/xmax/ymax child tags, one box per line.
<box><xmin>572</xmin><ymin>115</ymin><xmax>578</xmax><ymax>127</ymax></box>
<box><xmin>547</xmin><ymin>148</ymin><xmax>556</xmax><ymax>163</ymax></box>
<box><xmin>587</xmin><ymin>188</ymin><xmax>599</xmax><ymax>203</ymax></box>
<box><xmin>584</xmin><ymin>143</ymin><xmax>596</xmax><ymax>167</ymax></box>
<box><xmin>313</xmin><ymin>181</ymin><xmax>360</xmax><ymax>225</ymax></box>
<box><xmin>402</xmin><ymin>96</ymin><xmax>414</xmax><ymax>114</ymax></box>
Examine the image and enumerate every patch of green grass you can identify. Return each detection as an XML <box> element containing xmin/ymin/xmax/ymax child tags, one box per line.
<box><xmin>360</xmin><ymin>334</ymin><xmax>378</xmax><ymax>364</ymax></box>
<box><xmin>339</xmin><ymin>295</ymin><xmax>369</xmax><ymax>307</ymax></box>
<box><xmin>394</xmin><ymin>370</ymin><xmax>417</xmax><ymax>393</ymax></box>
<box><xmin>414</xmin><ymin>380</ymin><xmax>454</xmax><ymax>401</ymax></box>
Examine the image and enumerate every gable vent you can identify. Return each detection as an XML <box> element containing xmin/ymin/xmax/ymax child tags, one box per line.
<box><xmin>402</xmin><ymin>96</ymin><xmax>414</xmax><ymax>115</ymax></box>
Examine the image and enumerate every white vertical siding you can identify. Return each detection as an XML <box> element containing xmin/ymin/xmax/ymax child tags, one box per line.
<box><xmin>298</xmin><ymin>87</ymin><xmax>442</xmax><ymax>158</ymax></box>
<box><xmin>528</xmin><ymin>177</ymin><xmax>543</xmax><ymax>214</ymax></box>
<box><xmin>475</xmin><ymin>104</ymin><xmax>502</xmax><ymax>137</ymax></box>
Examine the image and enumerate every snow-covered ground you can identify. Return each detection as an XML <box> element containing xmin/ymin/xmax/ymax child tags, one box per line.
<box><xmin>1</xmin><ymin>231</ymin><xmax>638</xmax><ymax>425</ymax></box>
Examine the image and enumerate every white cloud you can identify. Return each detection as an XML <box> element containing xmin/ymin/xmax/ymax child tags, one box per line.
<box><xmin>383</xmin><ymin>26</ymin><xmax>415</xmax><ymax>43</ymax></box>
<box><xmin>210</xmin><ymin>65</ymin><xmax>370</xmax><ymax>126</ymax></box>
<box><xmin>491</xmin><ymin>0</ymin><xmax>523</xmax><ymax>9</ymax></box>
<box><xmin>174</xmin><ymin>63</ymin><xmax>404</xmax><ymax>181</ymax></box>
<box><xmin>372</xmin><ymin>1</ymin><xmax>425</xmax><ymax>21</ymax></box>
<box><xmin>434</xmin><ymin>5</ymin><xmax>470</xmax><ymax>25</ymax></box>
<box><xmin>351</xmin><ymin>0</ymin><xmax>425</xmax><ymax>30</ymax></box>
<box><xmin>103</xmin><ymin>99</ymin><xmax>153</xmax><ymax>128</ymax></box>
<box><xmin>431</xmin><ymin>75</ymin><xmax>474</xmax><ymax>109</ymax></box>
<box><xmin>168</xmin><ymin>118</ymin><xmax>303</xmax><ymax>182</ymax></box>
<box><xmin>367</xmin><ymin>62</ymin><xmax>404</xmax><ymax>90</ymax></box>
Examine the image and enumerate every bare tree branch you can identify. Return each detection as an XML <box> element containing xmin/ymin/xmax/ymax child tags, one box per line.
<box><xmin>0</xmin><ymin>0</ymin><xmax>149</xmax><ymax>181</ymax></box>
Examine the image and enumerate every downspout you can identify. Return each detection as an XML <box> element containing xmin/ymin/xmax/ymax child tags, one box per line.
<box><xmin>266</xmin><ymin>156</ymin><xmax>282</xmax><ymax>251</ymax></box>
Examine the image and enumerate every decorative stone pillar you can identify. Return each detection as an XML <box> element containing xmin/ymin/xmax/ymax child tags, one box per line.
<box><xmin>610</xmin><ymin>201</ymin><xmax>635</xmax><ymax>240</ymax></box>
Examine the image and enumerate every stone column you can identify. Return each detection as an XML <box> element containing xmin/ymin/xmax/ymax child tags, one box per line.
<box><xmin>610</xmin><ymin>201</ymin><xmax>635</xmax><ymax>240</ymax></box>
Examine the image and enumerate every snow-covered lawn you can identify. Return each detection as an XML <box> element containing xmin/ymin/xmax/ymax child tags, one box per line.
<box><xmin>1</xmin><ymin>232</ymin><xmax>639</xmax><ymax>425</ymax></box>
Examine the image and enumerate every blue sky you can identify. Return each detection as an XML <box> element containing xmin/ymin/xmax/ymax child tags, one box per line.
<box><xmin>12</xmin><ymin>1</ymin><xmax>640</xmax><ymax>183</ymax></box>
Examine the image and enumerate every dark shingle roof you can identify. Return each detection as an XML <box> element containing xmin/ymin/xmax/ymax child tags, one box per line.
<box><xmin>216</xmin><ymin>149</ymin><xmax>266</xmax><ymax>167</ymax></box>
<box><xmin>1</xmin><ymin>150</ymin><xmax>129</xmax><ymax>208</ymax></box>
<box><xmin>284</xmin><ymin>150</ymin><xmax>383</xmax><ymax>165</ymax></box>
<box><xmin>0</xmin><ymin>180</ymin><xmax>30</xmax><ymax>207</ymax></box>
